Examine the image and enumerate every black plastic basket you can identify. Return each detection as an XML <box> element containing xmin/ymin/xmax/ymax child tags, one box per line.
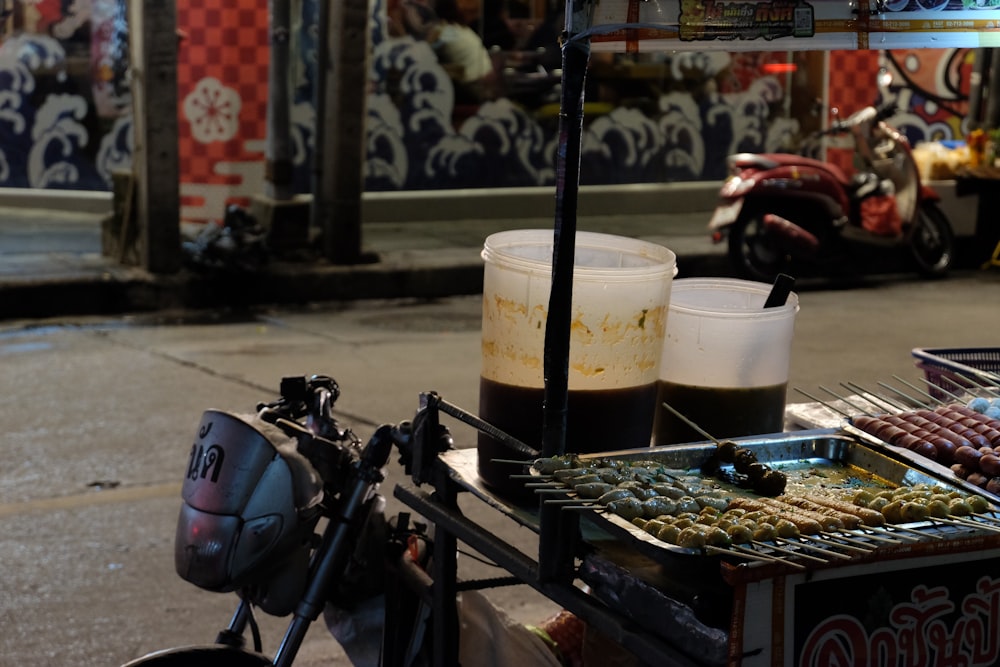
<box><xmin>912</xmin><ymin>347</ymin><xmax>1000</xmax><ymax>401</ymax></box>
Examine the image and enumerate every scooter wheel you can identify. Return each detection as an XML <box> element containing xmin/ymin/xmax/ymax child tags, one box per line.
<box><xmin>727</xmin><ymin>210</ymin><xmax>792</xmax><ymax>282</ymax></box>
<box><xmin>910</xmin><ymin>202</ymin><xmax>953</xmax><ymax>278</ymax></box>
<box><xmin>120</xmin><ymin>645</ymin><xmax>272</xmax><ymax>667</ymax></box>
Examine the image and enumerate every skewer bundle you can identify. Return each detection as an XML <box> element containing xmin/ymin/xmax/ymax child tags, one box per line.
<box><xmin>799</xmin><ymin>375</ymin><xmax>1000</xmax><ymax>495</ymax></box>
<box><xmin>523</xmin><ymin>453</ymin><xmax>1000</xmax><ymax>569</ymax></box>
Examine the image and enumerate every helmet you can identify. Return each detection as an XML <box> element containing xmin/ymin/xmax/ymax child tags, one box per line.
<box><xmin>174</xmin><ymin>410</ymin><xmax>323</xmax><ymax>603</ymax></box>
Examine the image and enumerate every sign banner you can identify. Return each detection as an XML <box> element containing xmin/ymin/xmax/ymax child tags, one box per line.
<box><xmin>576</xmin><ymin>0</ymin><xmax>1000</xmax><ymax>52</ymax></box>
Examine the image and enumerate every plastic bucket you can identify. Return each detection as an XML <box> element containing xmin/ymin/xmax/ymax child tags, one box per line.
<box><xmin>478</xmin><ymin>229</ymin><xmax>677</xmax><ymax>499</ymax></box>
<box><xmin>651</xmin><ymin>277</ymin><xmax>799</xmax><ymax>445</ymax></box>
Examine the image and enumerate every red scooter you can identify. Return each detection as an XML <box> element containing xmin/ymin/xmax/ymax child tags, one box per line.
<box><xmin>708</xmin><ymin>73</ymin><xmax>954</xmax><ymax>282</ymax></box>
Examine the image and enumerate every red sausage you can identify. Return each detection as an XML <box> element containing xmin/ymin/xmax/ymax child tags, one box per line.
<box><xmin>954</xmin><ymin>445</ymin><xmax>984</xmax><ymax>472</ymax></box>
<box><xmin>902</xmin><ymin>412</ymin><xmax>974</xmax><ymax>450</ymax></box>
<box><xmin>935</xmin><ymin>410</ymin><xmax>993</xmax><ymax>448</ymax></box>
<box><xmin>854</xmin><ymin>415</ymin><xmax>938</xmax><ymax>461</ymax></box>
<box><xmin>948</xmin><ymin>405</ymin><xmax>1000</xmax><ymax>430</ymax></box>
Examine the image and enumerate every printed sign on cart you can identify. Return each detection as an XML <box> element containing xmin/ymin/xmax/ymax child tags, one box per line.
<box><xmin>733</xmin><ymin>544</ymin><xmax>1000</xmax><ymax>666</ymax></box>
<box><xmin>584</xmin><ymin>0</ymin><xmax>1000</xmax><ymax>51</ymax></box>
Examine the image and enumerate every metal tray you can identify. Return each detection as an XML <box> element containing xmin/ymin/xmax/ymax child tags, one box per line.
<box><xmin>843</xmin><ymin>421</ymin><xmax>1000</xmax><ymax>501</ymax></box>
<box><xmin>441</xmin><ymin>429</ymin><xmax>999</xmax><ymax>570</ymax></box>
<box><xmin>534</xmin><ymin>429</ymin><xmax>997</xmax><ymax>565</ymax></box>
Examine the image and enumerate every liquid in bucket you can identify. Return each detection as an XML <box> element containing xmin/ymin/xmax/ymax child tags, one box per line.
<box><xmin>652</xmin><ymin>278</ymin><xmax>798</xmax><ymax>446</ymax></box>
<box><xmin>478</xmin><ymin>230</ymin><xmax>676</xmax><ymax>502</ymax></box>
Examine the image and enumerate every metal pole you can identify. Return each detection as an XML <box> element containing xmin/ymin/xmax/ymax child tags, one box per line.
<box><xmin>538</xmin><ymin>0</ymin><xmax>593</xmax><ymax>584</ymax></box>
<box><xmin>266</xmin><ymin>0</ymin><xmax>294</xmax><ymax>200</ymax></box>
<box><xmin>316</xmin><ymin>0</ymin><xmax>368</xmax><ymax>264</ymax></box>
<box><xmin>310</xmin><ymin>0</ymin><xmax>329</xmax><ymax>234</ymax></box>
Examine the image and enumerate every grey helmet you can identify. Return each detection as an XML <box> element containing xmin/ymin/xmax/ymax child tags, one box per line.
<box><xmin>174</xmin><ymin>409</ymin><xmax>323</xmax><ymax>611</ymax></box>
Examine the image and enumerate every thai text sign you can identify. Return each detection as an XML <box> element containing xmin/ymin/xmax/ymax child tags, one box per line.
<box><xmin>728</xmin><ymin>539</ymin><xmax>1000</xmax><ymax>666</ymax></box>
<box><xmin>581</xmin><ymin>0</ymin><xmax>1000</xmax><ymax>51</ymax></box>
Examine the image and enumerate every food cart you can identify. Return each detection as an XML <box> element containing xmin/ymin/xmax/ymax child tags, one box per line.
<box><xmin>390</xmin><ymin>3</ymin><xmax>1000</xmax><ymax>665</ymax></box>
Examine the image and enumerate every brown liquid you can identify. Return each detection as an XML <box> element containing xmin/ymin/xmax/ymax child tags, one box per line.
<box><xmin>477</xmin><ymin>377</ymin><xmax>658</xmax><ymax>502</ymax></box>
<box><xmin>652</xmin><ymin>380</ymin><xmax>787</xmax><ymax>446</ymax></box>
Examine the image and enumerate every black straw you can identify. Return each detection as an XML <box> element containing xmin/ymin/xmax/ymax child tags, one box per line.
<box><xmin>764</xmin><ymin>273</ymin><xmax>796</xmax><ymax>308</ymax></box>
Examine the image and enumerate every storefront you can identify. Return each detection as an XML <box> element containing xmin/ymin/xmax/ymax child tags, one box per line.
<box><xmin>0</xmin><ymin>0</ymin><xmax>980</xmax><ymax>223</ymax></box>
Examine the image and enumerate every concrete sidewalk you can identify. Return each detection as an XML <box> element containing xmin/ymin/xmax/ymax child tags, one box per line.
<box><xmin>0</xmin><ymin>203</ymin><xmax>728</xmax><ymax>321</ymax></box>
<box><xmin>0</xmin><ymin>176</ymin><xmax>984</xmax><ymax>321</ymax></box>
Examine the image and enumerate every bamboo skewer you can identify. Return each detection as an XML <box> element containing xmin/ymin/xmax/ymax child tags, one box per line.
<box><xmin>842</xmin><ymin>381</ymin><xmax>905</xmax><ymax>414</ymax></box>
<box><xmin>877</xmin><ymin>381</ymin><xmax>931</xmax><ymax>410</ymax></box>
<box><xmin>718</xmin><ymin>545</ymin><xmax>808</xmax><ymax>569</ymax></box>
<box><xmin>779</xmin><ymin>537</ymin><xmax>853</xmax><ymax>560</ymax></box>
<box><xmin>843</xmin><ymin>528</ymin><xmax>902</xmax><ymax>544</ymax></box>
<box><xmin>816</xmin><ymin>385</ymin><xmax>873</xmax><ymax>416</ymax></box>
<box><xmin>659</xmin><ymin>401</ymin><xmax>723</xmax><ymax>445</ymax></box>
<box><xmin>808</xmin><ymin>533</ymin><xmax>875</xmax><ymax>553</ymax></box>
<box><xmin>934</xmin><ymin>515</ymin><xmax>1000</xmax><ymax>534</ymax></box>
<box><xmin>757</xmin><ymin>539</ymin><xmax>833</xmax><ymax>563</ymax></box>
<box><xmin>891</xmin><ymin>375</ymin><xmax>941</xmax><ymax>404</ymax></box>
<box><xmin>886</xmin><ymin>523</ymin><xmax>943</xmax><ymax>540</ymax></box>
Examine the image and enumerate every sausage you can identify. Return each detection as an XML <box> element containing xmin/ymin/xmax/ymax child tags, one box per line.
<box><xmin>900</xmin><ymin>412</ymin><xmax>974</xmax><ymax>449</ymax></box>
<box><xmin>800</xmin><ymin>493</ymin><xmax>886</xmax><ymax>527</ymax></box>
<box><xmin>641</xmin><ymin>496</ymin><xmax>679</xmax><ymax>519</ymax></box>
<box><xmin>855</xmin><ymin>414</ymin><xmax>939</xmax><ymax>461</ymax></box>
<box><xmin>777</xmin><ymin>495</ymin><xmax>862</xmax><ymax>529</ymax></box>
<box><xmin>883</xmin><ymin>415</ymin><xmax>935</xmax><ymax>440</ymax></box>
<box><xmin>728</xmin><ymin>497</ymin><xmax>824</xmax><ymax>535</ymax></box>
<box><xmin>851</xmin><ymin>415</ymin><xmax>909</xmax><ymax>443</ymax></box>
<box><xmin>949</xmin><ymin>405</ymin><xmax>1000</xmax><ymax>437</ymax></box>
<box><xmin>532</xmin><ymin>456</ymin><xmax>579</xmax><ymax>475</ymax></box>
<box><xmin>951</xmin><ymin>417</ymin><xmax>1000</xmax><ymax>445</ymax></box>
<box><xmin>954</xmin><ymin>445</ymin><xmax>984</xmax><ymax>472</ymax></box>
<box><xmin>573</xmin><ymin>482</ymin><xmax>613</xmax><ymax>499</ymax></box>
<box><xmin>553</xmin><ymin>467</ymin><xmax>595</xmax><ymax>481</ymax></box>
<box><xmin>606</xmin><ymin>497</ymin><xmax>644</xmax><ymax>521</ymax></box>
<box><xmin>596</xmin><ymin>488</ymin><xmax>635</xmax><ymax>505</ymax></box>
<box><xmin>931</xmin><ymin>408</ymin><xmax>994</xmax><ymax>448</ymax></box>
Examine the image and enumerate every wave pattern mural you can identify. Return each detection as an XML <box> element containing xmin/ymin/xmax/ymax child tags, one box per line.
<box><xmin>0</xmin><ymin>1</ymin><xmax>977</xmax><ymax>222</ymax></box>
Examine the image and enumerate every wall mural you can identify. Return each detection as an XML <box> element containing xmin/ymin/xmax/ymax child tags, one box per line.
<box><xmin>0</xmin><ymin>0</ymin><xmax>976</xmax><ymax>223</ymax></box>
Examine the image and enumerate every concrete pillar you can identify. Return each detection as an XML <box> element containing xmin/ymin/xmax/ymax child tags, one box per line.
<box><xmin>126</xmin><ymin>0</ymin><xmax>181</xmax><ymax>274</ymax></box>
<box><xmin>265</xmin><ymin>0</ymin><xmax>294</xmax><ymax>201</ymax></box>
<box><xmin>313</xmin><ymin>0</ymin><xmax>370</xmax><ymax>264</ymax></box>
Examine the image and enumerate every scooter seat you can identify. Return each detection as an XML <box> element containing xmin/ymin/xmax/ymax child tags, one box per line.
<box><xmin>743</xmin><ymin>153</ymin><xmax>852</xmax><ymax>186</ymax></box>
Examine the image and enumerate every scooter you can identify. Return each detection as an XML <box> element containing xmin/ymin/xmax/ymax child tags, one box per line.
<box><xmin>119</xmin><ymin>375</ymin><xmax>450</xmax><ymax>667</ymax></box>
<box><xmin>708</xmin><ymin>72</ymin><xmax>954</xmax><ymax>282</ymax></box>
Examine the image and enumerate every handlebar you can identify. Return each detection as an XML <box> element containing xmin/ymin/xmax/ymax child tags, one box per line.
<box><xmin>816</xmin><ymin>100</ymin><xmax>896</xmax><ymax>139</ymax></box>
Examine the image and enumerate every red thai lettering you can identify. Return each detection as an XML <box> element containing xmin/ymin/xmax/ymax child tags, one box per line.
<box><xmin>800</xmin><ymin>616</ymin><xmax>869</xmax><ymax>667</ymax></box>
<box><xmin>797</xmin><ymin>580</ymin><xmax>1000</xmax><ymax>667</ymax></box>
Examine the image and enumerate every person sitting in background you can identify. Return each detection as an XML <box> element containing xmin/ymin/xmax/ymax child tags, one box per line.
<box><xmin>395</xmin><ymin>0</ymin><xmax>498</xmax><ymax>104</ymax></box>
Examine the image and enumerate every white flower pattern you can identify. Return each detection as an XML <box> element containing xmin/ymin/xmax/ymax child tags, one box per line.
<box><xmin>183</xmin><ymin>77</ymin><xmax>242</xmax><ymax>144</ymax></box>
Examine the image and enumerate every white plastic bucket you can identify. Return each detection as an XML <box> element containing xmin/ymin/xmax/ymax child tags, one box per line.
<box><xmin>478</xmin><ymin>229</ymin><xmax>677</xmax><ymax>497</ymax></box>
<box><xmin>652</xmin><ymin>277</ymin><xmax>799</xmax><ymax>445</ymax></box>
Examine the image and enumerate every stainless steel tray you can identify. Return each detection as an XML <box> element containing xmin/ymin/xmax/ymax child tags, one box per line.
<box><xmin>526</xmin><ymin>429</ymin><xmax>1000</xmax><ymax>566</ymax></box>
<box><xmin>843</xmin><ymin>421</ymin><xmax>1000</xmax><ymax>501</ymax></box>
<box><xmin>442</xmin><ymin>429</ymin><xmax>1000</xmax><ymax>569</ymax></box>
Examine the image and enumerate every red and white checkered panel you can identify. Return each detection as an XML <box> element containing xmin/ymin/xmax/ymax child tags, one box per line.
<box><xmin>177</xmin><ymin>2</ymin><xmax>270</xmax><ymax>221</ymax></box>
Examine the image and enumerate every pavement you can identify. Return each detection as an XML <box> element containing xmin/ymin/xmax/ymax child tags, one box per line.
<box><xmin>0</xmin><ymin>202</ymin><xmax>732</xmax><ymax>321</ymax></box>
<box><xmin>2</xmin><ymin>272</ymin><xmax>1000</xmax><ymax>667</ymax></box>
<box><xmin>1</xmin><ymin>194</ymin><xmax>1000</xmax><ymax>665</ymax></box>
<box><xmin>0</xmin><ymin>178</ymin><xmax>989</xmax><ymax>322</ymax></box>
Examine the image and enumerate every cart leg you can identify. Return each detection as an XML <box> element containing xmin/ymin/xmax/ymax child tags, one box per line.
<box><xmin>431</xmin><ymin>475</ymin><xmax>460</xmax><ymax>666</ymax></box>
